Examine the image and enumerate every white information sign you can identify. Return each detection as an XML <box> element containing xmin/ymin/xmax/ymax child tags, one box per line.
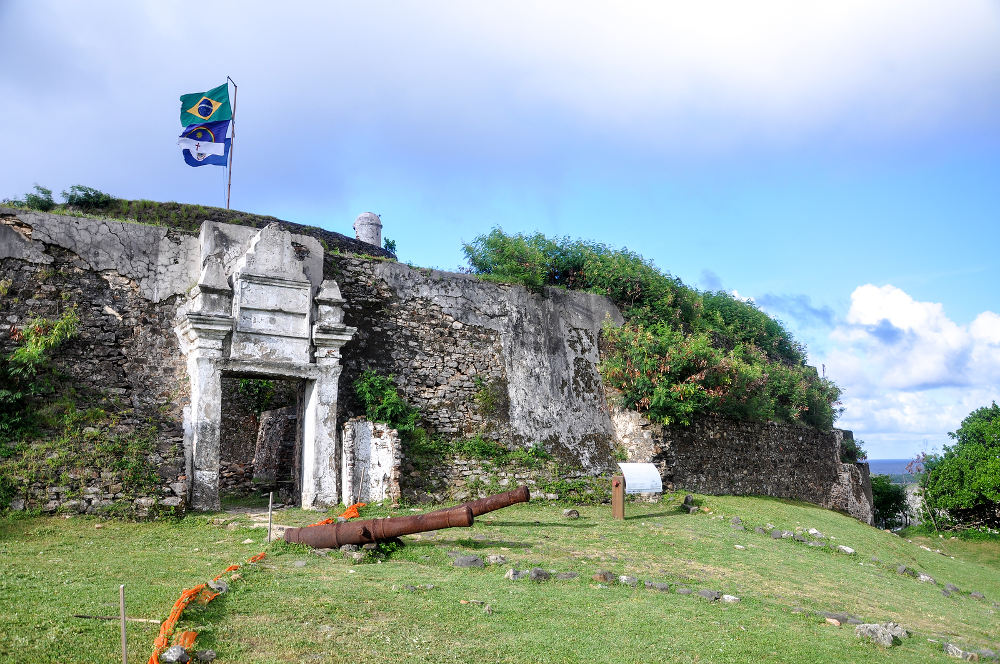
<box><xmin>616</xmin><ymin>463</ymin><xmax>663</xmax><ymax>494</ymax></box>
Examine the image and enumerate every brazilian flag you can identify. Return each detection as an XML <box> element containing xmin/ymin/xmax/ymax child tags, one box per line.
<box><xmin>179</xmin><ymin>82</ymin><xmax>232</xmax><ymax>126</ymax></box>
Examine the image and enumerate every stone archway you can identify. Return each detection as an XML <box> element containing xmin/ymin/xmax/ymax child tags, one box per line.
<box><xmin>175</xmin><ymin>222</ymin><xmax>355</xmax><ymax>510</ymax></box>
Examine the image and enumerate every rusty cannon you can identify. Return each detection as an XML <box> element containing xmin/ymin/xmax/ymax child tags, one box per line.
<box><xmin>283</xmin><ymin>486</ymin><xmax>531</xmax><ymax>548</ymax></box>
<box><xmin>454</xmin><ymin>485</ymin><xmax>530</xmax><ymax>517</ymax></box>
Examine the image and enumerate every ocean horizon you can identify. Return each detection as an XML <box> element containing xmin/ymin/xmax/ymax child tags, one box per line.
<box><xmin>866</xmin><ymin>458</ymin><xmax>919</xmax><ymax>476</ymax></box>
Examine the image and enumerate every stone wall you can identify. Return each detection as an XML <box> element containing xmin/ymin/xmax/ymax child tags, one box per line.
<box><xmin>331</xmin><ymin>256</ymin><xmax>624</xmax><ymax>471</ymax></box>
<box><xmin>0</xmin><ymin>217</ymin><xmax>190</xmax><ymax>515</ymax></box>
<box><xmin>1</xmin><ymin>209</ymin><xmax>872</xmax><ymax>521</ymax></box>
<box><xmin>613</xmin><ymin>405</ymin><xmax>873</xmax><ymax>523</ymax></box>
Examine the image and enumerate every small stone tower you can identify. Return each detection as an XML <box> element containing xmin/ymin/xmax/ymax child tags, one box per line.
<box><xmin>353</xmin><ymin>212</ymin><xmax>382</xmax><ymax>248</ymax></box>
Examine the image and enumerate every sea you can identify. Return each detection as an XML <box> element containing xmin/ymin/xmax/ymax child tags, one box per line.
<box><xmin>867</xmin><ymin>459</ymin><xmax>915</xmax><ymax>476</ymax></box>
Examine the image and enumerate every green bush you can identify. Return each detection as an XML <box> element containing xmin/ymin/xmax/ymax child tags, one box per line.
<box><xmin>5</xmin><ymin>184</ymin><xmax>56</xmax><ymax>211</ymax></box>
<box><xmin>0</xmin><ymin>308</ymin><xmax>79</xmax><ymax>443</ymax></box>
<box><xmin>463</xmin><ymin>229</ymin><xmax>841</xmax><ymax>430</ymax></box>
<box><xmin>61</xmin><ymin>185</ymin><xmax>116</xmax><ymax>209</ymax></box>
<box><xmin>871</xmin><ymin>474</ymin><xmax>908</xmax><ymax>529</ymax></box>
<box><xmin>840</xmin><ymin>437</ymin><xmax>867</xmax><ymax>463</ymax></box>
<box><xmin>237</xmin><ymin>378</ymin><xmax>275</xmax><ymax>415</ymax></box>
<box><xmin>922</xmin><ymin>402</ymin><xmax>1000</xmax><ymax>529</ymax></box>
<box><xmin>353</xmin><ymin>370</ymin><xmax>418</xmax><ymax>434</ymax></box>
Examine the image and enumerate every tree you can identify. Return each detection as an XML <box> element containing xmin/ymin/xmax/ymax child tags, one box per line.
<box><xmin>922</xmin><ymin>402</ymin><xmax>1000</xmax><ymax>528</ymax></box>
<box><xmin>871</xmin><ymin>475</ymin><xmax>908</xmax><ymax>529</ymax></box>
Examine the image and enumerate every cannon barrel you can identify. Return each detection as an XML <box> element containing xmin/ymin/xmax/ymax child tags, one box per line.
<box><xmin>455</xmin><ymin>485</ymin><xmax>530</xmax><ymax>517</ymax></box>
<box><xmin>284</xmin><ymin>505</ymin><xmax>474</xmax><ymax>548</ymax></box>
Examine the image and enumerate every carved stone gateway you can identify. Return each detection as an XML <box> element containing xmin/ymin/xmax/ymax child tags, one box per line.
<box><xmin>175</xmin><ymin>222</ymin><xmax>356</xmax><ymax>510</ymax></box>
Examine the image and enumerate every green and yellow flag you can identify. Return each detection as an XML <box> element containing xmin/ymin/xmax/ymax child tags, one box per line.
<box><xmin>179</xmin><ymin>82</ymin><xmax>232</xmax><ymax>126</ymax></box>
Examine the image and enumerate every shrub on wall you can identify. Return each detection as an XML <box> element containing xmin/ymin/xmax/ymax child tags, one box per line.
<box><xmin>463</xmin><ymin>229</ymin><xmax>842</xmax><ymax>429</ymax></box>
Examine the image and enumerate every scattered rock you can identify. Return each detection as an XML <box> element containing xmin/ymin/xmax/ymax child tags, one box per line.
<box><xmin>361</xmin><ymin>543</ymin><xmax>378</xmax><ymax>552</ymax></box>
<box><xmin>292</xmin><ymin>560</ymin><xmax>307</xmax><ymax>568</ymax></box>
<box><xmin>781</xmin><ymin>531</ymin><xmax>793</xmax><ymax>538</ymax></box>
<box><xmin>943</xmin><ymin>643</ymin><xmax>978</xmax><ymax>660</ymax></box>
<box><xmin>732</xmin><ymin>524</ymin><xmax>745</xmax><ymax>531</ymax></box>
<box><xmin>697</xmin><ymin>589</ymin><xmax>721</xmax><ymax>601</ymax></box>
<box><xmin>808</xmin><ymin>528</ymin><xmax>825</xmax><ymax>538</ymax></box>
<box><xmin>592</xmin><ymin>569</ymin><xmax>616</xmax><ymax>583</ymax></box>
<box><xmin>918</xmin><ymin>573</ymin><xmax>936</xmax><ymax>584</ymax></box>
<box><xmin>505</xmin><ymin>568</ymin><xmax>528</xmax><ymax>581</ymax></box>
<box><xmin>403</xmin><ymin>585</ymin><xmax>418</xmax><ymax>592</ymax></box>
<box><xmin>160</xmin><ymin>645</ymin><xmax>190</xmax><ymax>663</ymax></box>
<box><xmin>529</xmin><ymin>567</ymin><xmax>551</xmax><ymax>581</ymax></box>
<box><xmin>207</xmin><ymin>579</ymin><xmax>229</xmax><ymax>594</ymax></box>
<box><xmin>730</xmin><ymin>516</ymin><xmax>742</xmax><ymax>526</ymax></box>
<box><xmin>770</xmin><ymin>529</ymin><xmax>784</xmax><ymax>539</ymax></box>
<box><xmin>721</xmin><ymin>595</ymin><xmax>740</xmax><ymax>603</ymax></box>
<box><xmin>855</xmin><ymin>624</ymin><xmax>898</xmax><ymax>647</ymax></box>
<box><xmin>807</xmin><ymin>541</ymin><xmax>826</xmax><ymax>548</ymax></box>
<box><xmin>312</xmin><ymin>548</ymin><xmax>330</xmax><ymax>557</ymax></box>
<box><xmin>944</xmin><ymin>583</ymin><xmax>961</xmax><ymax>593</ymax></box>
<box><xmin>754</xmin><ymin>526</ymin><xmax>767</xmax><ymax>535</ymax></box>
<box><xmin>675</xmin><ymin>586</ymin><xmax>693</xmax><ymax>595</ymax></box>
<box><xmin>486</xmin><ymin>554</ymin><xmax>507</xmax><ymax>565</ymax></box>
<box><xmin>454</xmin><ymin>555</ymin><xmax>484</xmax><ymax>568</ymax></box>
<box><xmin>241</xmin><ymin>538</ymin><xmax>253</xmax><ymax>544</ymax></box>
<box><xmin>618</xmin><ymin>575</ymin><xmax>638</xmax><ymax>587</ymax></box>
<box><xmin>483</xmin><ymin>604</ymin><xmax>493</xmax><ymax>615</ymax></box>
<box><xmin>683</xmin><ymin>494</ymin><xmax>694</xmax><ymax>506</ymax></box>
<box><xmin>897</xmin><ymin>565</ymin><xmax>917</xmax><ymax>577</ymax></box>
<box><xmin>339</xmin><ymin>544</ymin><xmax>358</xmax><ymax>553</ymax></box>
<box><xmin>556</xmin><ymin>572</ymin><xmax>579</xmax><ymax>580</ymax></box>
<box><xmin>970</xmin><ymin>591</ymin><xmax>985</xmax><ymax>600</ymax></box>
<box><xmin>794</xmin><ymin>534</ymin><xmax>808</xmax><ymax>543</ymax></box>
<box><xmin>336</xmin><ymin>516</ymin><xmax>347</xmax><ymax>523</ymax></box>
<box><xmin>563</xmin><ymin>509</ymin><xmax>580</xmax><ymax>519</ymax></box>
<box><xmin>688</xmin><ymin>506</ymin><xmax>699</xmax><ymax>515</ymax></box>
<box><xmin>837</xmin><ymin>546</ymin><xmax>856</xmax><ymax>555</ymax></box>
<box><xmin>734</xmin><ymin>545</ymin><xmax>746</xmax><ymax>550</ymax></box>
<box><xmin>194</xmin><ymin>650</ymin><xmax>216</xmax><ymax>663</ymax></box>
<box><xmin>819</xmin><ymin>611</ymin><xmax>862</xmax><ymax>625</ymax></box>
<box><xmin>826</xmin><ymin>618</ymin><xmax>842</xmax><ymax>627</ymax></box>
<box><xmin>647</xmin><ymin>582</ymin><xmax>670</xmax><ymax>592</ymax></box>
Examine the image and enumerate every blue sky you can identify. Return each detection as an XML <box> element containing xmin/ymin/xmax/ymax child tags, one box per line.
<box><xmin>2</xmin><ymin>1</ymin><xmax>998</xmax><ymax>459</ymax></box>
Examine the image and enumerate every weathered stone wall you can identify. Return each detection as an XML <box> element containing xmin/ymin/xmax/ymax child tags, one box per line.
<box><xmin>0</xmin><ymin>226</ymin><xmax>189</xmax><ymax>515</ymax></box>
<box><xmin>1</xmin><ymin>209</ymin><xmax>872</xmax><ymax>521</ymax></box>
<box><xmin>331</xmin><ymin>256</ymin><xmax>624</xmax><ymax>471</ymax></box>
<box><xmin>613</xmin><ymin>405</ymin><xmax>873</xmax><ymax>523</ymax></box>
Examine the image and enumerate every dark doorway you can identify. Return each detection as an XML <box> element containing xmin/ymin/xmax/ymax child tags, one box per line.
<box><xmin>219</xmin><ymin>374</ymin><xmax>304</xmax><ymax>506</ymax></box>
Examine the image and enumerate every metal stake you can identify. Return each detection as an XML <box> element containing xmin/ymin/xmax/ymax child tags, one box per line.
<box><xmin>267</xmin><ymin>491</ymin><xmax>273</xmax><ymax>543</ymax></box>
<box><xmin>119</xmin><ymin>584</ymin><xmax>127</xmax><ymax>664</ymax></box>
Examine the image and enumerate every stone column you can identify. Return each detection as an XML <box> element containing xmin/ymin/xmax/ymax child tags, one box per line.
<box><xmin>175</xmin><ymin>258</ymin><xmax>235</xmax><ymax>511</ymax></box>
<box><xmin>301</xmin><ymin>280</ymin><xmax>356</xmax><ymax>509</ymax></box>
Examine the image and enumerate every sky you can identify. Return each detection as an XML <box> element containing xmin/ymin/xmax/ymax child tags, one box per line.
<box><xmin>1</xmin><ymin>1</ymin><xmax>998</xmax><ymax>459</ymax></box>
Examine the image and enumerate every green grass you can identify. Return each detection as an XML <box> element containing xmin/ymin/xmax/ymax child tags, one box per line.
<box><xmin>1</xmin><ymin>495</ymin><xmax>997</xmax><ymax>663</ymax></box>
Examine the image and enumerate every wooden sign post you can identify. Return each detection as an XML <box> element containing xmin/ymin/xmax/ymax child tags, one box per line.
<box><xmin>612</xmin><ymin>463</ymin><xmax>663</xmax><ymax>521</ymax></box>
<box><xmin>612</xmin><ymin>475</ymin><xmax>625</xmax><ymax>520</ymax></box>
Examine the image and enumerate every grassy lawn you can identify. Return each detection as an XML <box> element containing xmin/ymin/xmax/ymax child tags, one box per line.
<box><xmin>1</xmin><ymin>494</ymin><xmax>997</xmax><ymax>663</ymax></box>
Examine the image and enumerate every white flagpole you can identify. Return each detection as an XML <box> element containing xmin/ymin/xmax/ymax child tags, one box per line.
<box><xmin>226</xmin><ymin>76</ymin><xmax>238</xmax><ymax>210</ymax></box>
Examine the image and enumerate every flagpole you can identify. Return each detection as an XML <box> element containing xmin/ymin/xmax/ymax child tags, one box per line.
<box><xmin>226</xmin><ymin>76</ymin><xmax>237</xmax><ymax>210</ymax></box>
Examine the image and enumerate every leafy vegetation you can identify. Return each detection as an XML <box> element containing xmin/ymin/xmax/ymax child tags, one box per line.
<box><xmin>3</xmin><ymin>184</ymin><xmax>56</xmax><ymax>211</ymax></box>
<box><xmin>353</xmin><ymin>369</ymin><xmax>419</xmax><ymax>435</ymax></box>
<box><xmin>922</xmin><ymin>402</ymin><xmax>1000</xmax><ymax>529</ymax></box>
<box><xmin>840</xmin><ymin>437</ymin><xmax>868</xmax><ymax>463</ymax></box>
<box><xmin>237</xmin><ymin>378</ymin><xmax>276</xmax><ymax>415</ymax></box>
<box><xmin>463</xmin><ymin>229</ymin><xmax>841</xmax><ymax>429</ymax></box>
<box><xmin>61</xmin><ymin>184</ymin><xmax>116</xmax><ymax>210</ymax></box>
<box><xmin>871</xmin><ymin>475</ymin><xmax>909</xmax><ymax>529</ymax></box>
<box><xmin>0</xmin><ymin>308</ymin><xmax>79</xmax><ymax>443</ymax></box>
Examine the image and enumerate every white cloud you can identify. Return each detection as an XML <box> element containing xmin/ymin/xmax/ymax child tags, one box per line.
<box><xmin>818</xmin><ymin>284</ymin><xmax>1000</xmax><ymax>455</ymax></box>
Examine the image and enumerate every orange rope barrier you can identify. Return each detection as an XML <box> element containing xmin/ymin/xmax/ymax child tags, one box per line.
<box><xmin>147</xmin><ymin>552</ymin><xmax>267</xmax><ymax>664</ymax></box>
<box><xmin>305</xmin><ymin>502</ymin><xmax>366</xmax><ymax>528</ymax></box>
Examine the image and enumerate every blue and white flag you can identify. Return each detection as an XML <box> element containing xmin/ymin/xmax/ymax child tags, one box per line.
<box><xmin>178</xmin><ymin>120</ymin><xmax>230</xmax><ymax>167</ymax></box>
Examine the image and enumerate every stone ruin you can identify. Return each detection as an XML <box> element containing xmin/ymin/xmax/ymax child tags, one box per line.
<box><xmin>174</xmin><ymin>221</ymin><xmax>395</xmax><ymax>510</ymax></box>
